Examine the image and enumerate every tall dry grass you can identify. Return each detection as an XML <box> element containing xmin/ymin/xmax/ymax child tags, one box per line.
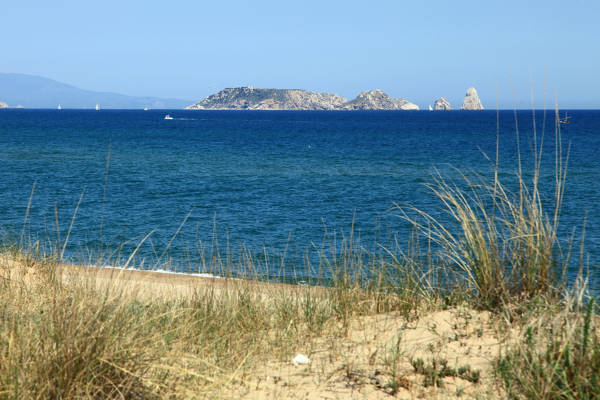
<box><xmin>0</xmin><ymin>235</ymin><xmax>420</xmax><ymax>399</ymax></box>
<box><xmin>397</xmin><ymin>107</ymin><xmax>574</xmax><ymax>310</ymax></box>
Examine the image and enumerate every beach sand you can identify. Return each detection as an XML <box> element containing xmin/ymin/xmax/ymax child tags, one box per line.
<box><xmin>226</xmin><ymin>308</ymin><xmax>506</xmax><ymax>399</ymax></box>
<box><xmin>2</xmin><ymin>253</ymin><xmax>509</xmax><ymax>399</ymax></box>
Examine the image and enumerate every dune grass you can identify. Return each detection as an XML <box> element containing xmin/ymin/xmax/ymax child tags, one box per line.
<box><xmin>495</xmin><ymin>296</ymin><xmax>599</xmax><ymax>399</ymax></box>
<box><xmin>397</xmin><ymin>107</ymin><xmax>575</xmax><ymax>310</ymax></box>
<box><xmin>394</xmin><ymin>106</ymin><xmax>599</xmax><ymax>397</ymax></box>
<box><xmin>0</xmin><ymin>239</ymin><xmax>423</xmax><ymax>399</ymax></box>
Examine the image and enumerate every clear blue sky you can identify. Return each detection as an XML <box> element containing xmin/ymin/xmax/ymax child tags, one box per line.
<box><xmin>2</xmin><ymin>0</ymin><xmax>599</xmax><ymax>108</ymax></box>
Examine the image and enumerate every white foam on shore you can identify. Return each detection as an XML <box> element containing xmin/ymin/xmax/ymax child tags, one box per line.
<box><xmin>87</xmin><ymin>264</ymin><xmax>223</xmax><ymax>279</ymax></box>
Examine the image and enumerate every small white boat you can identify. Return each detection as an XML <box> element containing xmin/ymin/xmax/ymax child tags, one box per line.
<box><xmin>164</xmin><ymin>114</ymin><xmax>173</xmax><ymax>120</ymax></box>
<box><xmin>143</xmin><ymin>107</ymin><xmax>149</xmax><ymax>111</ymax></box>
<box><xmin>95</xmin><ymin>104</ymin><xmax>100</xmax><ymax>111</ymax></box>
<box><xmin>57</xmin><ymin>104</ymin><xmax>62</xmax><ymax>110</ymax></box>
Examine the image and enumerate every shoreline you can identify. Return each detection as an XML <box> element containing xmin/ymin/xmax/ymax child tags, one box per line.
<box><xmin>58</xmin><ymin>261</ymin><xmax>328</xmax><ymax>301</ymax></box>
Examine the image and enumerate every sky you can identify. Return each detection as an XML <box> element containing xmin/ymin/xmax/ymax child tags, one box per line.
<box><xmin>1</xmin><ymin>0</ymin><xmax>599</xmax><ymax>108</ymax></box>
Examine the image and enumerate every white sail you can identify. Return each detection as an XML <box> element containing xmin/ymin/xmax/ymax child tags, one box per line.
<box><xmin>428</xmin><ymin>105</ymin><xmax>433</xmax><ymax>111</ymax></box>
<box><xmin>57</xmin><ymin>104</ymin><xmax>62</xmax><ymax>110</ymax></box>
<box><xmin>95</xmin><ymin>104</ymin><xmax>100</xmax><ymax>111</ymax></box>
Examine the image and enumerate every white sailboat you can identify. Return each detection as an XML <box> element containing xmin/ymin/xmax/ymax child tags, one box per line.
<box><xmin>428</xmin><ymin>105</ymin><xmax>433</xmax><ymax>111</ymax></box>
<box><xmin>95</xmin><ymin>104</ymin><xmax>100</xmax><ymax>111</ymax></box>
<box><xmin>164</xmin><ymin>114</ymin><xmax>174</xmax><ymax>120</ymax></box>
<box><xmin>57</xmin><ymin>104</ymin><xmax>62</xmax><ymax>110</ymax></box>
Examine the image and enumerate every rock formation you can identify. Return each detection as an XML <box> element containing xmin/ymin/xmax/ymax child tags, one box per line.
<box><xmin>186</xmin><ymin>87</ymin><xmax>347</xmax><ymax>110</ymax></box>
<box><xmin>393</xmin><ymin>98</ymin><xmax>419</xmax><ymax>110</ymax></box>
<box><xmin>318</xmin><ymin>89</ymin><xmax>418</xmax><ymax>110</ymax></box>
<box><xmin>433</xmin><ymin>97</ymin><xmax>452</xmax><ymax>110</ymax></box>
<box><xmin>186</xmin><ymin>87</ymin><xmax>419</xmax><ymax>111</ymax></box>
<box><xmin>461</xmin><ymin>87</ymin><xmax>484</xmax><ymax>110</ymax></box>
<box><xmin>0</xmin><ymin>101</ymin><xmax>8</xmax><ymax>108</ymax></box>
<box><xmin>342</xmin><ymin>89</ymin><xmax>396</xmax><ymax>110</ymax></box>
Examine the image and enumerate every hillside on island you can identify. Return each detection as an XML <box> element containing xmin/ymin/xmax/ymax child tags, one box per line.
<box><xmin>186</xmin><ymin>87</ymin><xmax>420</xmax><ymax>110</ymax></box>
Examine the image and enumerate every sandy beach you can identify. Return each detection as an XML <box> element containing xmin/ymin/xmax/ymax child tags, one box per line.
<box><xmin>2</xmin><ymin>252</ymin><xmax>513</xmax><ymax>399</ymax></box>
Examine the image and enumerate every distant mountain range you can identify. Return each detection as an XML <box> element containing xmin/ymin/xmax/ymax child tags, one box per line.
<box><xmin>0</xmin><ymin>73</ymin><xmax>191</xmax><ymax>109</ymax></box>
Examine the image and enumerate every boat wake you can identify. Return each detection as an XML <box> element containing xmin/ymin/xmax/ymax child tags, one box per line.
<box><xmin>164</xmin><ymin>115</ymin><xmax>197</xmax><ymax>121</ymax></box>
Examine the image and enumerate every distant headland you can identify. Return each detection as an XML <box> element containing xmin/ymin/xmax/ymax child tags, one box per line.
<box><xmin>0</xmin><ymin>73</ymin><xmax>191</xmax><ymax>109</ymax></box>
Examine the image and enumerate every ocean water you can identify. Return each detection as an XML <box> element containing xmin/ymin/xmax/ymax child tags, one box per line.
<box><xmin>0</xmin><ymin>109</ymin><xmax>598</xmax><ymax>281</ymax></box>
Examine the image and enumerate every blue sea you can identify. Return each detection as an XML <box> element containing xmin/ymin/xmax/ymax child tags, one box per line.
<box><xmin>1</xmin><ymin>109</ymin><xmax>598</xmax><ymax>282</ymax></box>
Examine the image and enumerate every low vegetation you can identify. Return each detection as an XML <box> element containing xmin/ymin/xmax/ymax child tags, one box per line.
<box><xmin>0</xmin><ymin>245</ymin><xmax>419</xmax><ymax>399</ymax></box>
<box><xmin>496</xmin><ymin>299</ymin><xmax>600</xmax><ymax>399</ymax></box>
<box><xmin>411</xmin><ymin>357</ymin><xmax>481</xmax><ymax>387</ymax></box>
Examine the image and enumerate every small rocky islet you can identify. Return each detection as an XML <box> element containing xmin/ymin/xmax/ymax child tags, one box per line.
<box><xmin>0</xmin><ymin>101</ymin><xmax>24</xmax><ymax>109</ymax></box>
<box><xmin>460</xmin><ymin>87</ymin><xmax>484</xmax><ymax>110</ymax></box>
<box><xmin>434</xmin><ymin>97</ymin><xmax>452</xmax><ymax>110</ymax></box>
<box><xmin>186</xmin><ymin>87</ymin><xmax>484</xmax><ymax>111</ymax></box>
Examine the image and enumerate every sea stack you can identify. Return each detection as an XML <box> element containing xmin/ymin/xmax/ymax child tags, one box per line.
<box><xmin>461</xmin><ymin>87</ymin><xmax>484</xmax><ymax>110</ymax></box>
<box><xmin>393</xmin><ymin>97</ymin><xmax>420</xmax><ymax>110</ymax></box>
<box><xmin>433</xmin><ymin>97</ymin><xmax>452</xmax><ymax>110</ymax></box>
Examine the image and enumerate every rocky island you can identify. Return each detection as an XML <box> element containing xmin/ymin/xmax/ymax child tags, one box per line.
<box><xmin>186</xmin><ymin>87</ymin><xmax>346</xmax><ymax>110</ymax></box>
<box><xmin>186</xmin><ymin>87</ymin><xmax>419</xmax><ymax>110</ymax></box>
<box><xmin>461</xmin><ymin>87</ymin><xmax>484</xmax><ymax>110</ymax></box>
<box><xmin>433</xmin><ymin>97</ymin><xmax>452</xmax><ymax>110</ymax></box>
